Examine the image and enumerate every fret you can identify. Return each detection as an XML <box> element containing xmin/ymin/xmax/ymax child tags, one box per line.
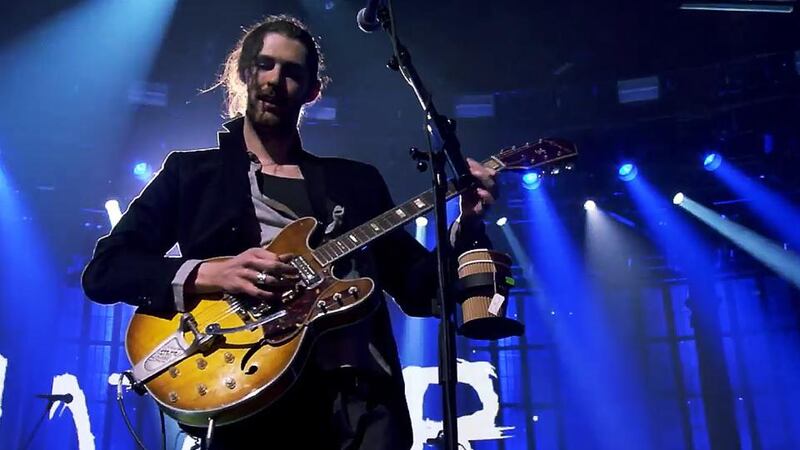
<box><xmin>321</xmin><ymin>244</ymin><xmax>335</xmax><ymax>261</ymax></box>
<box><xmin>380</xmin><ymin>214</ymin><xmax>399</xmax><ymax>230</ymax></box>
<box><xmin>337</xmin><ymin>237</ymin><xmax>353</xmax><ymax>252</ymax></box>
<box><xmin>344</xmin><ymin>237</ymin><xmax>356</xmax><ymax>249</ymax></box>
<box><xmin>323</xmin><ymin>247</ymin><xmax>335</xmax><ymax>265</ymax></box>
<box><xmin>368</xmin><ymin>222</ymin><xmax>382</xmax><ymax>233</ymax></box>
<box><xmin>333</xmin><ymin>241</ymin><xmax>345</xmax><ymax>256</ymax></box>
<box><xmin>313</xmin><ymin>246</ymin><xmax>328</xmax><ymax>264</ymax></box>
<box><xmin>399</xmin><ymin>203</ymin><xmax>417</xmax><ymax>218</ymax></box>
<box><xmin>485</xmin><ymin>158</ymin><xmax>503</xmax><ymax>171</ymax></box>
<box><xmin>392</xmin><ymin>207</ymin><xmax>408</xmax><ymax>220</ymax></box>
<box><xmin>354</xmin><ymin>227</ymin><xmax>372</xmax><ymax>241</ymax></box>
<box><xmin>313</xmin><ymin>248</ymin><xmax>330</xmax><ymax>266</ymax></box>
<box><xmin>411</xmin><ymin>196</ymin><xmax>428</xmax><ymax>210</ymax></box>
<box><xmin>346</xmin><ymin>233</ymin><xmax>360</xmax><ymax>245</ymax></box>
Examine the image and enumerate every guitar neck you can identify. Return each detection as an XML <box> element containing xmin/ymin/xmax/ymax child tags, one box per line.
<box><xmin>311</xmin><ymin>157</ymin><xmax>505</xmax><ymax>267</ymax></box>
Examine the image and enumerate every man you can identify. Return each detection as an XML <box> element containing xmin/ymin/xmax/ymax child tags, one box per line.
<box><xmin>83</xmin><ymin>15</ymin><xmax>496</xmax><ymax>450</ymax></box>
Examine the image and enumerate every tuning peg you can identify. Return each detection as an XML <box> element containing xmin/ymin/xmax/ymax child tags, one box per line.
<box><xmin>416</xmin><ymin>161</ymin><xmax>428</xmax><ymax>172</ymax></box>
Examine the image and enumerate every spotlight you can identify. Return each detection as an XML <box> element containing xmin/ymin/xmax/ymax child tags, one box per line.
<box><xmin>673</xmin><ymin>192</ymin><xmax>685</xmax><ymax>205</ymax></box>
<box><xmin>522</xmin><ymin>172</ymin><xmax>542</xmax><ymax>190</ymax></box>
<box><xmin>703</xmin><ymin>152</ymin><xmax>722</xmax><ymax>171</ymax></box>
<box><xmin>104</xmin><ymin>199</ymin><xmax>122</xmax><ymax>227</ymax></box>
<box><xmin>617</xmin><ymin>163</ymin><xmax>638</xmax><ymax>182</ymax></box>
<box><xmin>415</xmin><ymin>216</ymin><xmax>428</xmax><ymax>227</ymax></box>
<box><xmin>584</xmin><ymin>200</ymin><xmax>597</xmax><ymax>211</ymax></box>
<box><xmin>496</xmin><ymin>216</ymin><xmax>508</xmax><ymax>227</ymax></box>
<box><xmin>133</xmin><ymin>162</ymin><xmax>152</xmax><ymax>181</ymax></box>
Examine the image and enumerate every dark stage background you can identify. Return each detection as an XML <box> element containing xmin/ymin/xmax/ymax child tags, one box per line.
<box><xmin>1</xmin><ymin>1</ymin><xmax>799</xmax><ymax>449</ymax></box>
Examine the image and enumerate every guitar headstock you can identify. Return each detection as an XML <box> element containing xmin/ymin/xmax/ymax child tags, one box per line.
<box><xmin>494</xmin><ymin>138</ymin><xmax>578</xmax><ymax>172</ymax></box>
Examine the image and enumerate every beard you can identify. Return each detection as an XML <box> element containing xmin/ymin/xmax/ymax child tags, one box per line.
<box><xmin>245</xmin><ymin>87</ymin><xmax>300</xmax><ymax>135</ymax></box>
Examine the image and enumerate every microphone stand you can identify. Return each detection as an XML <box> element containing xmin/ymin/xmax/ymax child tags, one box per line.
<box><xmin>18</xmin><ymin>394</ymin><xmax>73</xmax><ymax>450</ymax></box>
<box><xmin>376</xmin><ymin>6</ymin><xmax>473</xmax><ymax>450</ymax></box>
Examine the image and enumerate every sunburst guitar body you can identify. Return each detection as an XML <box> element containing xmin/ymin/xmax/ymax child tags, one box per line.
<box><xmin>126</xmin><ymin>217</ymin><xmax>375</xmax><ymax>427</ymax></box>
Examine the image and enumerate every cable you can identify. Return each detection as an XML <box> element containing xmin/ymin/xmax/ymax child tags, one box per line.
<box><xmin>116</xmin><ymin>371</ymin><xmax>149</xmax><ymax>450</ymax></box>
<box><xmin>159</xmin><ymin>409</ymin><xmax>167</xmax><ymax>450</ymax></box>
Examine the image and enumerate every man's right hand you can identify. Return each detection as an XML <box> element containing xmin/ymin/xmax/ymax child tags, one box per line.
<box><xmin>188</xmin><ymin>248</ymin><xmax>299</xmax><ymax>300</ymax></box>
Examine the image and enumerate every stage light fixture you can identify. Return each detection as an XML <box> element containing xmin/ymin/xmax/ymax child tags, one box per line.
<box><xmin>673</xmin><ymin>192</ymin><xmax>685</xmax><ymax>205</ymax></box>
<box><xmin>617</xmin><ymin>163</ymin><xmax>638</xmax><ymax>182</ymax></box>
<box><xmin>522</xmin><ymin>172</ymin><xmax>541</xmax><ymax>190</ymax></box>
<box><xmin>133</xmin><ymin>162</ymin><xmax>152</xmax><ymax>181</ymax></box>
<box><xmin>703</xmin><ymin>152</ymin><xmax>722</xmax><ymax>171</ymax></box>
<box><xmin>584</xmin><ymin>200</ymin><xmax>597</xmax><ymax>211</ymax></box>
<box><xmin>496</xmin><ymin>217</ymin><xmax>508</xmax><ymax>227</ymax></box>
<box><xmin>415</xmin><ymin>216</ymin><xmax>428</xmax><ymax>227</ymax></box>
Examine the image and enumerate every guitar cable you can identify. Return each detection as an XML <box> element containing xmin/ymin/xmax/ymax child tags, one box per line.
<box><xmin>116</xmin><ymin>371</ymin><xmax>168</xmax><ymax>450</ymax></box>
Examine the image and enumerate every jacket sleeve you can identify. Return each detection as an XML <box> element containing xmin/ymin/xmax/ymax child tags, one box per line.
<box><xmin>366</xmin><ymin>166</ymin><xmax>491</xmax><ymax>317</ymax></box>
<box><xmin>81</xmin><ymin>152</ymin><xmax>188</xmax><ymax>313</ymax></box>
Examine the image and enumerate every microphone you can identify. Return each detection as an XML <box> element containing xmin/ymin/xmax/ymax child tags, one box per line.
<box><xmin>35</xmin><ymin>393</ymin><xmax>74</xmax><ymax>404</ymax></box>
<box><xmin>356</xmin><ymin>0</ymin><xmax>384</xmax><ymax>33</ymax></box>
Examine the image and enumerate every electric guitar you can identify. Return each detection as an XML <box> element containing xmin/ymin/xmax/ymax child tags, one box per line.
<box><xmin>125</xmin><ymin>139</ymin><xmax>577</xmax><ymax>427</ymax></box>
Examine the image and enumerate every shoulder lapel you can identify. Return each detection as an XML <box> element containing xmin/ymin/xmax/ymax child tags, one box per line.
<box><xmin>298</xmin><ymin>151</ymin><xmax>331</xmax><ymax>224</ymax></box>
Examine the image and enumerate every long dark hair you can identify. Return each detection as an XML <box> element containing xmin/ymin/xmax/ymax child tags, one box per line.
<box><xmin>213</xmin><ymin>15</ymin><xmax>328</xmax><ymax>118</ymax></box>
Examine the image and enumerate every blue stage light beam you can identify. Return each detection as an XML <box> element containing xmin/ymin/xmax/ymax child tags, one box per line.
<box><xmin>617</xmin><ymin>163</ymin><xmax>638</xmax><ymax>182</ymax></box>
<box><xmin>714</xmin><ymin>162</ymin><xmax>800</xmax><ymax>250</ymax></box>
<box><xmin>526</xmin><ymin>186</ymin><xmax>654</xmax><ymax>448</ymax></box>
<box><xmin>626</xmin><ymin>177</ymin><xmax>718</xmax><ymax>298</ymax></box>
<box><xmin>0</xmin><ymin>0</ymin><xmax>178</xmax><ymax>172</ymax></box>
<box><xmin>0</xmin><ymin>159</ymin><xmax>63</xmax><ymax>449</ymax></box>
<box><xmin>498</xmin><ymin>223</ymin><xmax>538</xmax><ymax>288</ymax></box>
<box><xmin>677</xmin><ymin>196</ymin><xmax>800</xmax><ymax>288</ymax></box>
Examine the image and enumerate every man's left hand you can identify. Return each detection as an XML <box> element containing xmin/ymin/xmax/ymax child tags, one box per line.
<box><xmin>459</xmin><ymin>158</ymin><xmax>498</xmax><ymax>220</ymax></box>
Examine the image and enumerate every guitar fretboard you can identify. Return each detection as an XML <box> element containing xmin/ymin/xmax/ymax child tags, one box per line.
<box><xmin>311</xmin><ymin>157</ymin><xmax>504</xmax><ymax>266</ymax></box>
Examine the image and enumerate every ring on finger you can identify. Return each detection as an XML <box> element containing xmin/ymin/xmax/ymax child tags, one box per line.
<box><xmin>255</xmin><ymin>271</ymin><xmax>267</xmax><ymax>285</ymax></box>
